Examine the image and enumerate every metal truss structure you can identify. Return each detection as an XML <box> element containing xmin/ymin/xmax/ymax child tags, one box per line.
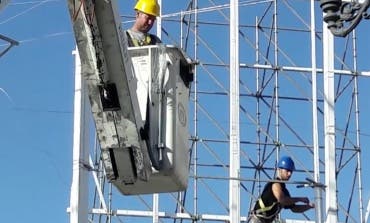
<box><xmin>69</xmin><ymin>0</ymin><xmax>370</xmax><ymax>223</ymax></box>
<box><xmin>0</xmin><ymin>34</ymin><xmax>18</xmax><ymax>58</ymax></box>
<box><xmin>0</xmin><ymin>1</ymin><xmax>18</xmax><ymax>58</ymax></box>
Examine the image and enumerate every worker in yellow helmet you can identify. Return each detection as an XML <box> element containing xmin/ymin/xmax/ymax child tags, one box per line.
<box><xmin>126</xmin><ymin>0</ymin><xmax>162</xmax><ymax>47</ymax></box>
<box><xmin>248</xmin><ymin>156</ymin><xmax>315</xmax><ymax>223</ymax></box>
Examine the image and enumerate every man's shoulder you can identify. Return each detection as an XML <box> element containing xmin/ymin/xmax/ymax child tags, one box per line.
<box><xmin>148</xmin><ymin>33</ymin><xmax>162</xmax><ymax>43</ymax></box>
<box><xmin>271</xmin><ymin>181</ymin><xmax>287</xmax><ymax>191</ymax></box>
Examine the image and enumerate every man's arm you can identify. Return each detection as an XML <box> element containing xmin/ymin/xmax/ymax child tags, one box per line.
<box><xmin>290</xmin><ymin>203</ymin><xmax>315</xmax><ymax>213</ymax></box>
<box><xmin>272</xmin><ymin>183</ymin><xmax>314</xmax><ymax>209</ymax></box>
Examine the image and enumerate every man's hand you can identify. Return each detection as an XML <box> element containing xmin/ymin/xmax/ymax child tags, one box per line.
<box><xmin>290</xmin><ymin>201</ymin><xmax>315</xmax><ymax>213</ymax></box>
<box><xmin>308</xmin><ymin>202</ymin><xmax>315</xmax><ymax>208</ymax></box>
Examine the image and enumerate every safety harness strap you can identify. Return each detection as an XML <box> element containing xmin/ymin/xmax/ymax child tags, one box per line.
<box><xmin>132</xmin><ymin>35</ymin><xmax>152</xmax><ymax>46</ymax></box>
<box><xmin>256</xmin><ymin>198</ymin><xmax>277</xmax><ymax>213</ymax></box>
<box><xmin>126</xmin><ymin>31</ymin><xmax>153</xmax><ymax>47</ymax></box>
<box><xmin>254</xmin><ymin>198</ymin><xmax>281</xmax><ymax>220</ymax></box>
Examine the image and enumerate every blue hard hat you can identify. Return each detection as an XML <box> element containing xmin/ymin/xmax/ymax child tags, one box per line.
<box><xmin>278</xmin><ymin>156</ymin><xmax>295</xmax><ymax>171</ymax></box>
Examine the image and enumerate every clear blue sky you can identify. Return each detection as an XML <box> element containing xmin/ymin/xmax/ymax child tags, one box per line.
<box><xmin>0</xmin><ymin>1</ymin><xmax>74</xmax><ymax>223</ymax></box>
<box><xmin>1</xmin><ymin>1</ymin><xmax>370</xmax><ymax>223</ymax></box>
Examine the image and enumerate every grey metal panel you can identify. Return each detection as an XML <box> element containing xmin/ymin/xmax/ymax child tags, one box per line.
<box><xmin>113</xmin><ymin>45</ymin><xmax>193</xmax><ymax>195</ymax></box>
<box><xmin>67</xmin><ymin>0</ymin><xmax>152</xmax><ymax>184</ymax></box>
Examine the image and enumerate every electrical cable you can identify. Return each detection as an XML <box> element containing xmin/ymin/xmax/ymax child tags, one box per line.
<box><xmin>0</xmin><ymin>0</ymin><xmax>57</xmax><ymax>25</ymax></box>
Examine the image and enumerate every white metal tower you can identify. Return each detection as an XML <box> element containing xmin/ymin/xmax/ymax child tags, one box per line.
<box><xmin>68</xmin><ymin>1</ymin><xmax>370</xmax><ymax>222</ymax></box>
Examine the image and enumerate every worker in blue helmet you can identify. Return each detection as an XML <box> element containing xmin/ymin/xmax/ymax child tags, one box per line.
<box><xmin>248</xmin><ymin>156</ymin><xmax>315</xmax><ymax>223</ymax></box>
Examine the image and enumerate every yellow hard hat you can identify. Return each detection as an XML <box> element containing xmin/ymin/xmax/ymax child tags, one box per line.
<box><xmin>134</xmin><ymin>0</ymin><xmax>160</xmax><ymax>17</ymax></box>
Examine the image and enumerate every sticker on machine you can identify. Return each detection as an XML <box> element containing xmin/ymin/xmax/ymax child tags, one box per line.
<box><xmin>178</xmin><ymin>102</ymin><xmax>187</xmax><ymax>127</ymax></box>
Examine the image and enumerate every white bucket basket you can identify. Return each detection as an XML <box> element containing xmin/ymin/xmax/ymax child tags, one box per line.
<box><xmin>111</xmin><ymin>45</ymin><xmax>193</xmax><ymax>195</ymax></box>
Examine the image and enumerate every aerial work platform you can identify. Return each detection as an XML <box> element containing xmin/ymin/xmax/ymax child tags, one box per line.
<box><xmin>116</xmin><ymin>45</ymin><xmax>193</xmax><ymax>194</ymax></box>
<box><xmin>67</xmin><ymin>0</ymin><xmax>194</xmax><ymax>195</ymax></box>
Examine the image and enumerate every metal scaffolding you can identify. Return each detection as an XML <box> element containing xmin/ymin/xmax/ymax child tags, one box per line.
<box><xmin>68</xmin><ymin>0</ymin><xmax>370</xmax><ymax>222</ymax></box>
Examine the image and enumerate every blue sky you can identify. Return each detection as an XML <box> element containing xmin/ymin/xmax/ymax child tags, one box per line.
<box><xmin>1</xmin><ymin>1</ymin><xmax>370</xmax><ymax>223</ymax></box>
<box><xmin>0</xmin><ymin>1</ymin><xmax>74</xmax><ymax>223</ymax></box>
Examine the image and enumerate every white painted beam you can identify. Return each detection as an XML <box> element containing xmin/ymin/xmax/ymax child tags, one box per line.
<box><xmin>229</xmin><ymin>0</ymin><xmax>240</xmax><ymax>222</ymax></box>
